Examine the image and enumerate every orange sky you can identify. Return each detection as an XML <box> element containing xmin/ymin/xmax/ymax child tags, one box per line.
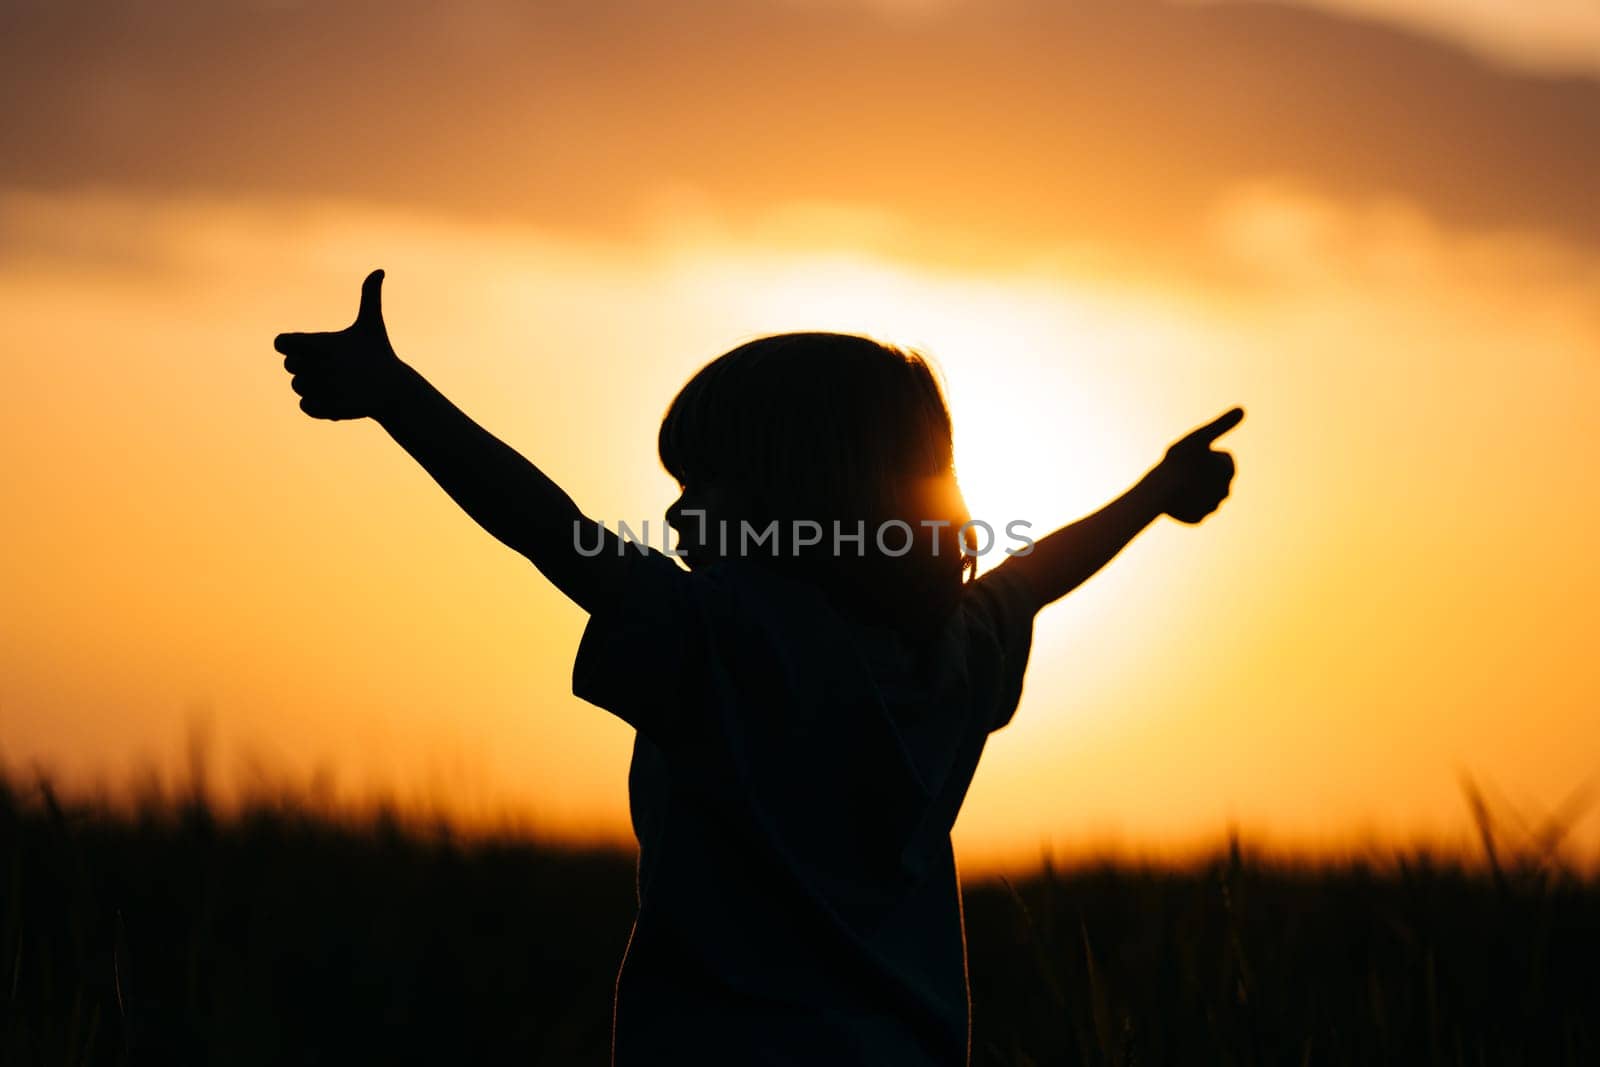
<box><xmin>3</xmin><ymin>0</ymin><xmax>1598</xmax><ymax>871</ymax></box>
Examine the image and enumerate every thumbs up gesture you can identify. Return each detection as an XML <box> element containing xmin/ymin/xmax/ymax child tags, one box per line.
<box><xmin>273</xmin><ymin>269</ymin><xmax>405</xmax><ymax>421</ymax></box>
<box><xmin>1148</xmin><ymin>407</ymin><xmax>1243</xmax><ymax>524</ymax></box>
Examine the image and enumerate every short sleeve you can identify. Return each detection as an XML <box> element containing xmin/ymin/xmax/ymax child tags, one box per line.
<box><xmin>966</xmin><ymin>563</ymin><xmax>1039</xmax><ymax>732</ymax></box>
<box><xmin>571</xmin><ymin>547</ymin><xmax>702</xmax><ymax>744</ymax></box>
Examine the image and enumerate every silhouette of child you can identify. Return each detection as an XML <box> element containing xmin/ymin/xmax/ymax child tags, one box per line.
<box><xmin>274</xmin><ymin>270</ymin><xmax>1242</xmax><ymax>1065</ymax></box>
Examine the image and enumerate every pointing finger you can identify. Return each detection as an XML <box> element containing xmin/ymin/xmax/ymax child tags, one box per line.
<box><xmin>1182</xmin><ymin>406</ymin><xmax>1245</xmax><ymax>448</ymax></box>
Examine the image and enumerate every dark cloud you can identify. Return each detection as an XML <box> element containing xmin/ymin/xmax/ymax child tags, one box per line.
<box><xmin>2</xmin><ymin>0</ymin><xmax>1595</xmax><ymax>264</ymax></box>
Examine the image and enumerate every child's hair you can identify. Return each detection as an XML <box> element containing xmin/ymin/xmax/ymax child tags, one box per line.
<box><xmin>659</xmin><ymin>331</ymin><xmax>976</xmax><ymax>642</ymax></box>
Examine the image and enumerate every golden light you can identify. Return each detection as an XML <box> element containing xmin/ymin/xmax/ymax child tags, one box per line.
<box><xmin>660</xmin><ymin>249</ymin><xmax>1187</xmax><ymax>526</ymax></box>
<box><xmin>650</xmin><ymin>247</ymin><xmax>1257</xmax><ymax>844</ymax></box>
<box><xmin>8</xmin><ymin>184</ymin><xmax>1597</xmax><ymax>871</ymax></box>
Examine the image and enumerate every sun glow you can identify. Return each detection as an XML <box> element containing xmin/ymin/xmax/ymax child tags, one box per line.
<box><xmin>663</xmin><ymin>250</ymin><xmax>1192</xmax><ymax>531</ymax></box>
<box><xmin>650</xmin><ymin>248</ymin><xmax>1254</xmax><ymax>812</ymax></box>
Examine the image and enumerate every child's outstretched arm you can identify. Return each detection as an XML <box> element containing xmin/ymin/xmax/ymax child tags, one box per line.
<box><xmin>273</xmin><ymin>270</ymin><xmax>628</xmax><ymax>614</ymax></box>
<box><xmin>997</xmin><ymin>407</ymin><xmax>1244</xmax><ymax>611</ymax></box>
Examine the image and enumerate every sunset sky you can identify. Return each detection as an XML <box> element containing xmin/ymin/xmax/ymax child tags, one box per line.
<box><xmin>3</xmin><ymin>0</ymin><xmax>1597</xmax><ymax>870</ymax></box>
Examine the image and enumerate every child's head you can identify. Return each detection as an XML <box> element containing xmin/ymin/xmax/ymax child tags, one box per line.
<box><xmin>659</xmin><ymin>332</ymin><xmax>975</xmax><ymax>638</ymax></box>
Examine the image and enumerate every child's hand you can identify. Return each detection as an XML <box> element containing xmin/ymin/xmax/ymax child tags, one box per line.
<box><xmin>273</xmin><ymin>269</ymin><xmax>405</xmax><ymax>421</ymax></box>
<box><xmin>1147</xmin><ymin>407</ymin><xmax>1243</xmax><ymax>524</ymax></box>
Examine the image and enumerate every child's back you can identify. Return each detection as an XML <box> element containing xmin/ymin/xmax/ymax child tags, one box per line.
<box><xmin>575</xmin><ymin>549</ymin><xmax>1035</xmax><ymax>1065</ymax></box>
<box><xmin>274</xmin><ymin>271</ymin><xmax>1241</xmax><ymax>1066</ymax></box>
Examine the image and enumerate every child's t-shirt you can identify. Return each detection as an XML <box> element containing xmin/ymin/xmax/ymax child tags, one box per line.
<box><xmin>572</xmin><ymin>546</ymin><xmax>1036</xmax><ymax>1066</ymax></box>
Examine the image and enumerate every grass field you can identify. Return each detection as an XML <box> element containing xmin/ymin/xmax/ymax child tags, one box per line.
<box><xmin>3</xmin><ymin>768</ymin><xmax>1596</xmax><ymax>1065</ymax></box>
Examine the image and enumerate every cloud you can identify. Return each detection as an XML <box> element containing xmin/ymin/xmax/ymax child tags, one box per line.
<box><xmin>2</xmin><ymin>0</ymin><xmax>1596</xmax><ymax>269</ymax></box>
<box><xmin>1238</xmin><ymin>0</ymin><xmax>1600</xmax><ymax>76</ymax></box>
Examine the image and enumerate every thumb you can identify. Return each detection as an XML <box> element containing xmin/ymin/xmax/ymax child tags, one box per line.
<box><xmin>355</xmin><ymin>268</ymin><xmax>386</xmax><ymax>333</ymax></box>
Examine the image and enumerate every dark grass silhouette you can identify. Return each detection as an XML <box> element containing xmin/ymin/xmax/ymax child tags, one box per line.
<box><xmin>0</xmin><ymin>765</ymin><xmax>637</xmax><ymax>1066</ymax></box>
<box><xmin>5</xmin><ymin>764</ymin><xmax>1597</xmax><ymax>1066</ymax></box>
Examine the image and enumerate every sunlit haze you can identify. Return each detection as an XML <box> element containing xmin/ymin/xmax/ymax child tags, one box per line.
<box><xmin>3</xmin><ymin>0</ymin><xmax>1597</xmax><ymax>872</ymax></box>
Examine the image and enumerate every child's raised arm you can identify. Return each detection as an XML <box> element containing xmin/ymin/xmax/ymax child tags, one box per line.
<box><xmin>995</xmin><ymin>407</ymin><xmax>1243</xmax><ymax>611</ymax></box>
<box><xmin>272</xmin><ymin>270</ymin><xmax>629</xmax><ymax>614</ymax></box>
